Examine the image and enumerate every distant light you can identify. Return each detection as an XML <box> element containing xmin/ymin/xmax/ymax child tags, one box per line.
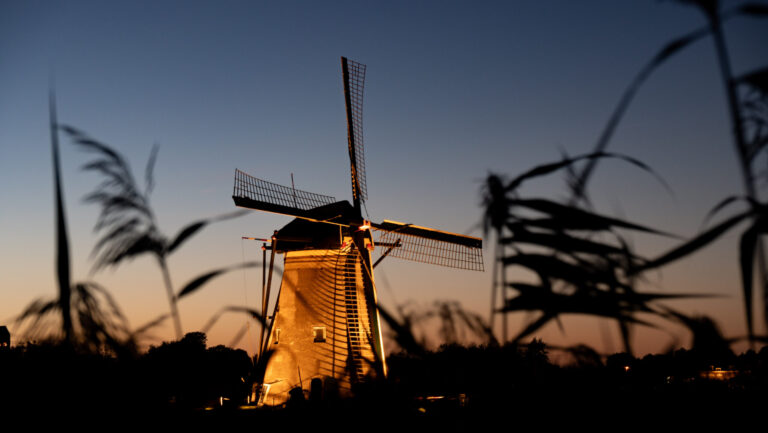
<box><xmin>701</xmin><ymin>367</ymin><xmax>737</xmax><ymax>381</ymax></box>
<box><xmin>624</xmin><ymin>366</ymin><xmax>630</xmax><ymax>372</ymax></box>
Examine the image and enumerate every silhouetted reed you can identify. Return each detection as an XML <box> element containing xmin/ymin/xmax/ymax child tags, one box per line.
<box><xmin>60</xmin><ymin>125</ymin><xmax>250</xmax><ymax>340</ymax></box>
<box><xmin>486</xmin><ymin>1</ymin><xmax>768</xmax><ymax>354</ymax></box>
<box><xmin>482</xmin><ymin>152</ymin><xmax>705</xmax><ymax>354</ymax></box>
<box><xmin>16</xmin><ymin>95</ymin><xmax>261</xmax><ymax>358</ymax></box>
<box><xmin>48</xmin><ymin>89</ymin><xmax>73</xmax><ymax>344</ymax></box>
<box><xmin>570</xmin><ymin>0</ymin><xmax>768</xmax><ymax>343</ymax></box>
<box><xmin>14</xmin><ymin>90</ymin><xmax>138</xmax><ymax>355</ymax></box>
<box><xmin>15</xmin><ymin>281</ymin><xmax>138</xmax><ymax>356</ymax></box>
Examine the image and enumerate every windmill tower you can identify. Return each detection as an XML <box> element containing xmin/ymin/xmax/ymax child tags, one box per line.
<box><xmin>233</xmin><ymin>57</ymin><xmax>484</xmax><ymax>405</ymax></box>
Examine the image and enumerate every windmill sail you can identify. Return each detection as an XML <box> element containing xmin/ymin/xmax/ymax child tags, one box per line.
<box><xmin>372</xmin><ymin>220</ymin><xmax>484</xmax><ymax>271</ymax></box>
<box><xmin>233</xmin><ymin>169</ymin><xmax>339</xmax><ymax>220</ymax></box>
<box><xmin>341</xmin><ymin>57</ymin><xmax>367</xmax><ymax>210</ymax></box>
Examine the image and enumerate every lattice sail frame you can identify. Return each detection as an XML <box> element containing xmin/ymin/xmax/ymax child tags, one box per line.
<box><xmin>234</xmin><ymin>169</ymin><xmax>336</xmax><ymax>210</ymax></box>
<box><xmin>343</xmin><ymin>58</ymin><xmax>368</xmax><ymax>203</ymax></box>
<box><xmin>373</xmin><ymin>228</ymin><xmax>485</xmax><ymax>272</ymax></box>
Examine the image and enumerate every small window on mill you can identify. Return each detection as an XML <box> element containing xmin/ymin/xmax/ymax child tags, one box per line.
<box><xmin>313</xmin><ymin>326</ymin><xmax>326</xmax><ymax>343</ymax></box>
<box><xmin>274</xmin><ymin>328</ymin><xmax>281</xmax><ymax>344</ymax></box>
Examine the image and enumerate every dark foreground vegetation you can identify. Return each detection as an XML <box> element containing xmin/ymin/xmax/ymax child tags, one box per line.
<box><xmin>2</xmin><ymin>334</ymin><xmax>766</xmax><ymax>425</ymax></box>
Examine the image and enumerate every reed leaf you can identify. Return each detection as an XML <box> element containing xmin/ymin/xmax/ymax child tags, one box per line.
<box><xmin>738</xmin><ymin>217</ymin><xmax>767</xmax><ymax>340</ymax></box>
<box><xmin>569</xmin><ymin>27</ymin><xmax>708</xmax><ymax>201</ymax></box>
<box><xmin>504</xmin><ymin>288</ymin><xmax>651</xmax><ymax>317</ymax></box>
<box><xmin>481</xmin><ymin>174</ymin><xmax>510</xmax><ymax>237</ymax></box>
<box><xmin>375</xmin><ymin>303</ymin><xmax>425</xmax><ymax>357</ymax></box>
<box><xmin>49</xmin><ymin>89</ymin><xmax>73</xmax><ymax>343</ymax></box>
<box><xmin>507</xmin><ymin>198</ymin><xmax>675</xmax><ymax>236</ymax></box>
<box><xmin>507</xmin><ymin>151</ymin><xmax>672</xmax><ymax>198</ymax></box>
<box><xmin>738</xmin><ymin>3</ymin><xmax>768</xmax><ymax>17</ymax></box>
<box><xmin>509</xmin><ymin>313</ymin><xmax>555</xmax><ymax>344</ymax></box>
<box><xmin>702</xmin><ymin>195</ymin><xmax>744</xmax><ymax>226</ymax></box>
<box><xmin>202</xmin><ymin>306</ymin><xmax>268</xmax><ymax>335</ymax></box>
<box><xmin>502</xmin><ymin>253</ymin><xmax>596</xmax><ymax>287</ymax></box>
<box><xmin>452</xmin><ymin>304</ymin><xmax>498</xmax><ymax>346</ymax></box>
<box><xmin>167</xmin><ymin>210</ymin><xmax>248</xmax><ymax>254</ymax></box>
<box><xmin>227</xmin><ymin>322</ymin><xmax>250</xmax><ymax>348</ymax></box>
<box><xmin>632</xmin><ymin>210</ymin><xmax>752</xmax><ymax>274</ymax></box>
<box><xmin>132</xmin><ymin>314</ymin><xmax>170</xmax><ymax>337</ymax></box>
<box><xmin>737</xmin><ymin>67</ymin><xmax>768</xmax><ymax>93</ymax></box>
<box><xmin>145</xmin><ymin>143</ymin><xmax>159</xmax><ymax>196</ymax></box>
<box><xmin>500</xmin><ymin>229</ymin><xmax>640</xmax><ymax>258</ymax></box>
<box><xmin>176</xmin><ymin>261</ymin><xmax>260</xmax><ymax>299</ymax></box>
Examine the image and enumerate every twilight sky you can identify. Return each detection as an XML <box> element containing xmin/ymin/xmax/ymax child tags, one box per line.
<box><xmin>1</xmin><ymin>0</ymin><xmax>767</xmax><ymax>358</ymax></box>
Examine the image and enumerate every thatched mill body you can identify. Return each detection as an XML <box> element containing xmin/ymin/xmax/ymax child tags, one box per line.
<box><xmin>233</xmin><ymin>57</ymin><xmax>483</xmax><ymax>405</ymax></box>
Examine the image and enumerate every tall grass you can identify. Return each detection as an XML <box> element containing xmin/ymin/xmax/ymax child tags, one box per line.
<box><xmin>18</xmin><ymin>104</ymin><xmax>258</xmax><ymax>348</ymax></box>
<box><xmin>485</xmin><ymin>0</ymin><xmax>768</xmax><ymax>351</ymax></box>
<box><xmin>48</xmin><ymin>89</ymin><xmax>73</xmax><ymax>344</ymax></box>
<box><xmin>482</xmin><ymin>152</ymin><xmax>705</xmax><ymax>353</ymax></box>
<box><xmin>14</xmin><ymin>89</ymin><xmax>137</xmax><ymax>354</ymax></box>
<box><xmin>582</xmin><ymin>1</ymin><xmax>768</xmax><ymax>343</ymax></box>
<box><xmin>61</xmin><ymin>126</ymin><xmax>250</xmax><ymax>340</ymax></box>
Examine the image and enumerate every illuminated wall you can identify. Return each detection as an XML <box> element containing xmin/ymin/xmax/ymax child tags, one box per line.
<box><xmin>260</xmin><ymin>247</ymin><xmax>379</xmax><ymax>405</ymax></box>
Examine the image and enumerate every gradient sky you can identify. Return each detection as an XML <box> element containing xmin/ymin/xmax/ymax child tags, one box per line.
<box><xmin>1</xmin><ymin>0</ymin><xmax>767</xmax><ymax>359</ymax></box>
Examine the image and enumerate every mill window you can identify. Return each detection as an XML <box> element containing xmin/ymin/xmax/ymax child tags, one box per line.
<box><xmin>313</xmin><ymin>326</ymin><xmax>326</xmax><ymax>343</ymax></box>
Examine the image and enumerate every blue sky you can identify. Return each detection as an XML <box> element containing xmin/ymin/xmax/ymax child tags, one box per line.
<box><xmin>1</xmin><ymin>0</ymin><xmax>767</xmax><ymax>357</ymax></box>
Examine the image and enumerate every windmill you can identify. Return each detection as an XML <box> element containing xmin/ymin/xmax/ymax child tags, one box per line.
<box><xmin>233</xmin><ymin>57</ymin><xmax>483</xmax><ymax>405</ymax></box>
